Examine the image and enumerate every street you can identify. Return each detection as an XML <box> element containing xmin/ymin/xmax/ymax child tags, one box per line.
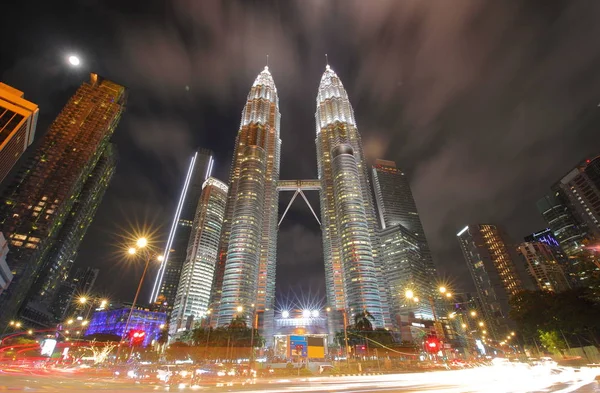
<box><xmin>1</xmin><ymin>365</ymin><xmax>599</xmax><ymax>392</ymax></box>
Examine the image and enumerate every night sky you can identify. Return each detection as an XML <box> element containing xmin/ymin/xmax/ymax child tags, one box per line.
<box><xmin>1</xmin><ymin>1</ymin><xmax>600</xmax><ymax>306</ymax></box>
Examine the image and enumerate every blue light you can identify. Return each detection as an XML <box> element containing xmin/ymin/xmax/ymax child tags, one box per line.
<box><xmin>86</xmin><ymin>308</ymin><xmax>167</xmax><ymax>347</ymax></box>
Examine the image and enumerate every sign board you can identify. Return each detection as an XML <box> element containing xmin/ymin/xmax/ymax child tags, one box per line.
<box><xmin>289</xmin><ymin>335</ymin><xmax>307</xmax><ymax>357</ymax></box>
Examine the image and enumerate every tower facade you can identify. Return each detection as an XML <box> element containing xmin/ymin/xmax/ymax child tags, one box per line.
<box><xmin>372</xmin><ymin>159</ymin><xmax>437</xmax><ymax>324</ymax></box>
<box><xmin>0</xmin><ymin>83</ymin><xmax>38</xmax><ymax>185</ymax></box>
<box><xmin>170</xmin><ymin>177</ymin><xmax>227</xmax><ymax>335</ymax></box>
<box><xmin>457</xmin><ymin>224</ymin><xmax>524</xmax><ymax>341</ymax></box>
<box><xmin>315</xmin><ymin>66</ymin><xmax>386</xmax><ymax>329</ymax></box>
<box><xmin>517</xmin><ymin>241</ymin><xmax>570</xmax><ymax>292</ymax></box>
<box><xmin>210</xmin><ymin>67</ymin><xmax>281</xmax><ymax>335</ymax></box>
<box><xmin>0</xmin><ymin>74</ymin><xmax>126</xmax><ymax>327</ymax></box>
<box><xmin>22</xmin><ymin>143</ymin><xmax>117</xmax><ymax>326</ymax></box>
<box><xmin>150</xmin><ymin>149</ymin><xmax>214</xmax><ymax>314</ymax></box>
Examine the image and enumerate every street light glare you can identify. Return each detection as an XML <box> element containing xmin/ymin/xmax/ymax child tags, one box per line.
<box><xmin>281</xmin><ymin>310</ymin><xmax>290</xmax><ymax>318</ymax></box>
<box><xmin>79</xmin><ymin>296</ymin><xmax>87</xmax><ymax>304</ymax></box>
<box><xmin>236</xmin><ymin>306</ymin><xmax>243</xmax><ymax>312</ymax></box>
<box><xmin>157</xmin><ymin>255</ymin><xmax>164</xmax><ymax>262</ymax></box>
<box><xmin>439</xmin><ymin>286</ymin><xmax>447</xmax><ymax>293</ymax></box>
<box><xmin>136</xmin><ymin>237</ymin><xmax>148</xmax><ymax>248</ymax></box>
<box><xmin>128</xmin><ymin>247</ymin><xmax>136</xmax><ymax>255</ymax></box>
<box><xmin>68</xmin><ymin>55</ymin><xmax>80</xmax><ymax>66</ymax></box>
<box><xmin>405</xmin><ymin>289</ymin><xmax>414</xmax><ymax>299</ymax></box>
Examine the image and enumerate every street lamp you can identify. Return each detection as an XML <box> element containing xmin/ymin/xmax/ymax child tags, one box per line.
<box><xmin>478</xmin><ymin>321</ymin><xmax>485</xmax><ymax>327</ymax></box>
<box><xmin>116</xmin><ymin>237</ymin><xmax>161</xmax><ymax>362</ymax></box>
<box><xmin>470</xmin><ymin>311</ymin><xmax>477</xmax><ymax>317</ymax></box>
<box><xmin>439</xmin><ymin>287</ymin><xmax>447</xmax><ymax>294</ymax></box>
<box><xmin>79</xmin><ymin>296</ymin><xmax>87</xmax><ymax>304</ymax></box>
<box><xmin>236</xmin><ymin>306</ymin><xmax>243</xmax><ymax>313</ymax></box>
<box><xmin>405</xmin><ymin>289</ymin><xmax>414</xmax><ymax>299</ymax></box>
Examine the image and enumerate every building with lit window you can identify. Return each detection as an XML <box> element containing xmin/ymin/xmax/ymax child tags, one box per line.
<box><xmin>517</xmin><ymin>241</ymin><xmax>571</xmax><ymax>292</ymax></box>
<box><xmin>85</xmin><ymin>307</ymin><xmax>167</xmax><ymax>347</ymax></box>
<box><xmin>379</xmin><ymin>224</ymin><xmax>433</xmax><ymax>326</ymax></box>
<box><xmin>170</xmin><ymin>177</ymin><xmax>227</xmax><ymax>335</ymax></box>
<box><xmin>0</xmin><ymin>83</ymin><xmax>38</xmax><ymax>185</ymax></box>
<box><xmin>151</xmin><ymin>149</ymin><xmax>214</xmax><ymax>315</ymax></box>
<box><xmin>457</xmin><ymin>224</ymin><xmax>524</xmax><ymax>341</ymax></box>
<box><xmin>0</xmin><ymin>232</ymin><xmax>11</xmax><ymax>295</ymax></box>
<box><xmin>315</xmin><ymin>65</ymin><xmax>389</xmax><ymax>332</ymax></box>
<box><xmin>209</xmin><ymin>67</ymin><xmax>281</xmax><ymax>339</ymax></box>
<box><xmin>555</xmin><ymin>156</ymin><xmax>600</xmax><ymax>237</ymax></box>
<box><xmin>537</xmin><ymin>193</ymin><xmax>599</xmax><ymax>286</ymax></box>
<box><xmin>0</xmin><ymin>74</ymin><xmax>126</xmax><ymax>327</ymax></box>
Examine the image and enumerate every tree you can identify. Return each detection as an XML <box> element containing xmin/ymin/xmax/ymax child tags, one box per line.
<box><xmin>353</xmin><ymin>310</ymin><xmax>375</xmax><ymax>331</ymax></box>
<box><xmin>538</xmin><ymin>330</ymin><xmax>567</xmax><ymax>357</ymax></box>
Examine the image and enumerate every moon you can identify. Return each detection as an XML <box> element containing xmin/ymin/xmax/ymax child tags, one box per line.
<box><xmin>68</xmin><ymin>55</ymin><xmax>81</xmax><ymax>67</ymax></box>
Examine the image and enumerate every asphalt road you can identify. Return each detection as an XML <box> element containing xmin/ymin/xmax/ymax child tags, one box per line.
<box><xmin>1</xmin><ymin>366</ymin><xmax>599</xmax><ymax>392</ymax></box>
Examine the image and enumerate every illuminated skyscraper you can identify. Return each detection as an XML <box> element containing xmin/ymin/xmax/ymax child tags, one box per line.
<box><xmin>150</xmin><ymin>149</ymin><xmax>214</xmax><ymax>314</ymax></box>
<box><xmin>210</xmin><ymin>67</ymin><xmax>281</xmax><ymax>336</ymax></box>
<box><xmin>21</xmin><ymin>143</ymin><xmax>117</xmax><ymax>326</ymax></box>
<box><xmin>372</xmin><ymin>159</ymin><xmax>437</xmax><ymax>325</ymax></box>
<box><xmin>457</xmin><ymin>224</ymin><xmax>524</xmax><ymax>340</ymax></box>
<box><xmin>0</xmin><ymin>74</ymin><xmax>126</xmax><ymax>327</ymax></box>
<box><xmin>0</xmin><ymin>83</ymin><xmax>38</xmax><ymax>185</ymax></box>
<box><xmin>170</xmin><ymin>177</ymin><xmax>227</xmax><ymax>335</ymax></box>
<box><xmin>517</xmin><ymin>241</ymin><xmax>570</xmax><ymax>292</ymax></box>
<box><xmin>315</xmin><ymin>65</ymin><xmax>387</xmax><ymax>330</ymax></box>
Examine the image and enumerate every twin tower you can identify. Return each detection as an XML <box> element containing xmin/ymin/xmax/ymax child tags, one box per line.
<box><xmin>208</xmin><ymin>65</ymin><xmax>389</xmax><ymax>338</ymax></box>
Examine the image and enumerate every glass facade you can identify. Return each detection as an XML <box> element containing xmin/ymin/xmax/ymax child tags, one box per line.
<box><xmin>457</xmin><ymin>224</ymin><xmax>523</xmax><ymax>341</ymax></box>
<box><xmin>151</xmin><ymin>149</ymin><xmax>214</xmax><ymax>314</ymax></box>
<box><xmin>315</xmin><ymin>66</ymin><xmax>388</xmax><ymax>331</ymax></box>
<box><xmin>0</xmin><ymin>74</ymin><xmax>126</xmax><ymax>328</ymax></box>
<box><xmin>170</xmin><ymin>177</ymin><xmax>227</xmax><ymax>334</ymax></box>
<box><xmin>210</xmin><ymin>67</ymin><xmax>281</xmax><ymax>335</ymax></box>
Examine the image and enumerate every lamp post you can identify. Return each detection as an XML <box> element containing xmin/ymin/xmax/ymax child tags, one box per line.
<box><xmin>249</xmin><ymin>304</ymin><xmax>258</xmax><ymax>368</ymax></box>
<box><xmin>115</xmin><ymin>237</ymin><xmax>162</xmax><ymax>362</ymax></box>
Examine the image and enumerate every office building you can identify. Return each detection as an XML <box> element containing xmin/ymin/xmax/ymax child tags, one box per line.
<box><xmin>537</xmin><ymin>193</ymin><xmax>599</xmax><ymax>286</ymax></box>
<box><xmin>0</xmin><ymin>74</ymin><xmax>126</xmax><ymax>327</ymax></box>
<box><xmin>379</xmin><ymin>224</ymin><xmax>433</xmax><ymax>326</ymax></box>
<box><xmin>170</xmin><ymin>177</ymin><xmax>227</xmax><ymax>335</ymax></box>
<box><xmin>315</xmin><ymin>66</ymin><xmax>388</xmax><ymax>330</ymax></box>
<box><xmin>0</xmin><ymin>232</ymin><xmax>11</xmax><ymax>295</ymax></box>
<box><xmin>150</xmin><ymin>149</ymin><xmax>214</xmax><ymax>315</ymax></box>
<box><xmin>209</xmin><ymin>66</ymin><xmax>281</xmax><ymax>339</ymax></box>
<box><xmin>0</xmin><ymin>83</ymin><xmax>38</xmax><ymax>185</ymax></box>
<box><xmin>457</xmin><ymin>224</ymin><xmax>524</xmax><ymax>341</ymax></box>
<box><xmin>555</xmin><ymin>156</ymin><xmax>600</xmax><ymax>237</ymax></box>
<box><xmin>517</xmin><ymin>241</ymin><xmax>571</xmax><ymax>292</ymax></box>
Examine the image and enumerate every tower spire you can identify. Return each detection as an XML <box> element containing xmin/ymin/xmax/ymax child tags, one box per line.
<box><xmin>325</xmin><ymin>53</ymin><xmax>329</xmax><ymax>68</ymax></box>
<box><xmin>266</xmin><ymin>54</ymin><xmax>269</xmax><ymax>68</ymax></box>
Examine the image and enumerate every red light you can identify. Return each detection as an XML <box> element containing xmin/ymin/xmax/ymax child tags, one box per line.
<box><xmin>428</xmin><ymin>342</ymin><xmax>436</xmax><ymax>348</ymax></box>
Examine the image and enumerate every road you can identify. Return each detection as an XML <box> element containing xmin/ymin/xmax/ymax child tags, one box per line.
<box><xmin>0</xmin><ymin>365</ymin><xmax>599</xmax><ymax>392</ymax></box>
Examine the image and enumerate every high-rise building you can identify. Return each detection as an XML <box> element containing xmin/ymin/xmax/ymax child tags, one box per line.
<box><xmin>517</xmin><ymin>242</ymin><xmax>571</xmax><ymax>292</ymax></box>
<box><xmin>457</xmin><ymin>224</ymin><xmax>524</xmax><ymax>340</ymax></box>
<box><xmin>537</xmin><ymin>193</ymin><xmax>599</xmax><ymax>286</ymax></box>
<box><xmin>170</xmin><ymin>177</ymin><xmax>227</xmax><ymax>335</ymax></box>
<box><xmin>315</xmin><ymin>66</ymin><xmax>387</xmax><ymax>330</ymax></box>
<box><xmin>47</xmin><ymin>266</ymin><xmax>100</xmax><ymax>322</ymax></box>
<box><xmin>372</xmin><ymin>159</ymin><xmax>438</xmax><ymax>320</ymax></box>
<box><xmin>0</xmin><ymin>83</ymin><xmax>38</xmax><ymax>185</ymax></box>
<box><xmin>379</xmin><ymin>224</ymin><xmax>433</xmax><ymax>326</ymax></box>
<box><xmin>25</xmin><ymin>144</ymin><xmax>116</xmax><ymax>314</ymax></box>
<box><xmin>150</xmin><ymin>149</ymin><xmax>214</xmax><ymax>314</ymax></box>
<box><xmin>0</xmin><ymin>74</ymin><xmax>126</xmax><ymax>327</ymax></box>
<box><xmin>556</xmin><ymin>156</ymin><xmax>600</xmax><ymax>237</ymax></box>
<box><xmin>209</xmin><ymin>67</ymin><xmax>281</xmax><ymax>337</ymax></box>
<box><xmin>0</xmin><ymin>232</ymin><xmax>11</xmax><ymax>295</ymax></box>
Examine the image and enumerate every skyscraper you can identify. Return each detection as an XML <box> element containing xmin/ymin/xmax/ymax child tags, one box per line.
<box><xmin>537</xmin><ymin>193</ymin><xmax>599</xmax><ymax>286</ymax></box>
<box><xmin>0</xmin><ymin>233</ymin><xmax>11</xmax><ymax>295</ymax></box>
<box><xmin>0</xmin><ymin>73</ymin><xmax>126</xmax><ymax>327</ymax></box>
<box><xmin>170</xmin><ymin>177</ymin><xmax>227</xmax><ymax>335</ymax></box>
<box><xmin>556</xmin><ymin>156</ymin><xmax>600</xmax><ymax>237</ymax></box>
<box><xmin>23</xmin><ymin>143</ymin><xmax>117</xmax><ymax>321</ymax></box>
<box><xmin>150</xmin><ymin>149</ymin><xmax>214</xmax><ymax>314</ymax></box>
<box><xmin>372</xmin><ymin>159</ymin><xmax>437</xmax><ymax>321</ymax></box>
<box><xmin>210</xmin><ymin>67</ymin><xmax>281</xmax><ymax>336</ymax></box>
<box><xmin>457</xmin><ymin>224</ymin><xmax>524</xmax><ymax>340</ymax></box>
<box><xmin>0</xmin><ymin>83</ymin><xmax>38</xmax><ymax>185</ymax></box>
<box><xmin>315</xmin><ymin>65</ymin><xmax>387</xmax><ymax>329</ymax></box>
<box><xmin>517</xmin><ymin>241</ymin><xmax>570</xmax><ymax>292</ymax></box>
<box><xmin>379</xmin><ymin>224</ymin><xmax>433</xmax><ymax>325</ymax></box>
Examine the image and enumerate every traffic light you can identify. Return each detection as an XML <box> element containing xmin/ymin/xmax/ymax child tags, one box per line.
<box><xmin>129</xmin><ymin>329</ymin><xmax>146</xmax><ymax>346</ymax></box>
<box><xmin>424</xmin><ymin>336</ymin><xmax>441</xmax><ymax>353</ymax></box>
